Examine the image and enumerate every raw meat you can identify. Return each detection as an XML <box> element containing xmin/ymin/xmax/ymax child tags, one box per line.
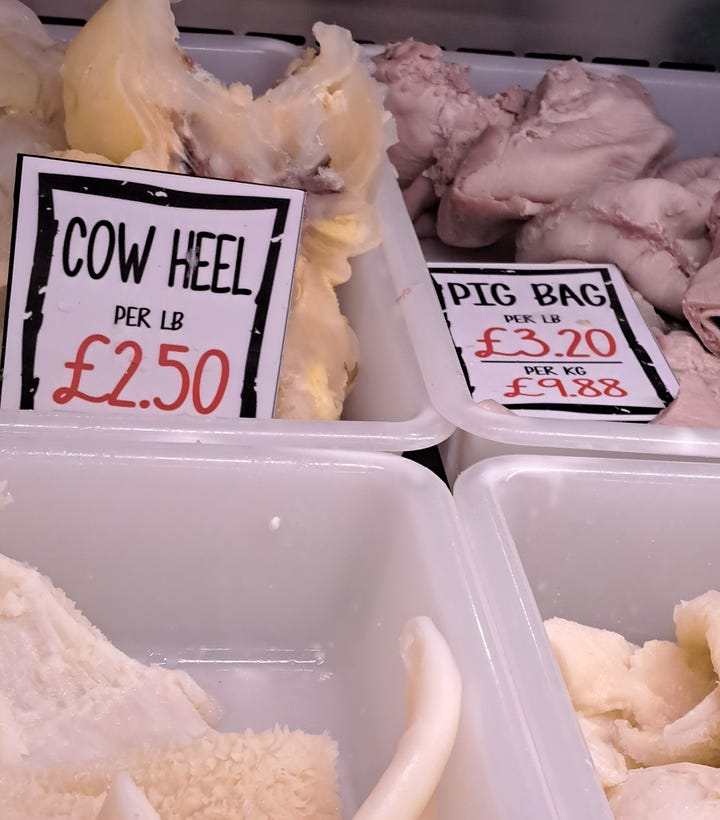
<box><xmin>654</xmin><ymin>331</ymin><xmax>720</xmax><ymax>426</ymax></box>
<box><xmin>1</xmin><ymin>0</ymin><xmax>393</xmax><ymax>421</ymax></box>
<box><xmin>0</xmin><ymin>115</ymin><xmax>66</xmax><ymax>288</ymax></box>
<box><xmin>683</xmin><ymin>193</ymin><xmax>720</xmax><ymax>357</ymax></box>
<box><xmin>0</xmin><ymin>0</ymin><xmax>64</xmax><ymax>127</ymax></box>
<box><xmin>436</xmin><ymin>60</ymin><xmax>675</xmax><ymax>248</ymax></box>
<box><xmin>352</xmin><ymin>616</ymin><xmax>462</xmax><ymax>820</ymax></box>
<box><xmin>653</xmin><ymin>373</ymin><xmax>720</xmax><ymax>427</ymax></box>
<box><xmin>544</xmin><ymin>617</ymin><xmax>636</xmax><ymax>717</ymax></box>
<box><xmin>1</xmin><ymin>729</ymin><xmax>341</xmax><ymax>820</ymax></box>
<box><xmin>576</xmin><ymin>715</ymin><xmax>628</xmax><ymax>788</ymax></box>
<box><xmin>0</xmin><ymin>0</ymin><xmax>67</xmax><ymax>287</ymax></box>
<box><xmin>546</xmin><ymin>590</ymin><xmax>720</xmax><ymax>808</ymax></box>
<box><xmin>616</xmin><ymin>686</ymin><xmax>720</xmax><ymax>767</ymax></box>
<box><xmin>627</xmin><ymin>639</ymin><xmax>715</xmax><ymax>731</ymax></box>
<box><xmin>608</xmin><ymin>763</ymin><xmax>720</xmax><ymax>820</ymax></box>
<box><xmin>516</xmin><ymin>178</ymin><xmax>711</xmax><ymax>318</ymax></box>
<box><xmin>660</xmin><ymin>155</ymin><xmax>720</xmax><ymax>200</ymax></box>
<box><xmin>95</xmin><ymin>774</ymin><xmax>161</xmax><ymax>820</ymax></box>
<box><xmin>0</xmin><ymin>552</ymin><xmax>216</xmax><ymax>770</ymax></box>
<box><xmin>374</xmin><ymin>38</ymin><xmax>720</xmax><ymax>426</ymax></box>
<box><xmin>0</xmin><ymin>545</ymin><xmax>460</xmax><ymax>819</ymax></box>
<box><xmin>372</xmin><ymin>39</ymin><xmax>524</xmax><ymax>192</ymax></box>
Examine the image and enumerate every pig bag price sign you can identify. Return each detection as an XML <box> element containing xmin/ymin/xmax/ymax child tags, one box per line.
<box><xmin>0</xmin><ymin>156</ymin><xmax>305</xmax><ymax>419</ymax></box>
<box><xmin>429</xmin><ymin>263</ymin><xmax>679</xmax><ymax>421</ymax></box>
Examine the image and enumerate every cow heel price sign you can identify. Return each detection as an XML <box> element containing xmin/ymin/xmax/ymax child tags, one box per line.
<box><xmin>429</xmin><ymin>263</ymin><xmax>678</xmax><ymax>421</ymax></box>
<box><xmin>0</xmin><ymin>155</ymin><xmax>305</xmax><ymax>419</ymax></box>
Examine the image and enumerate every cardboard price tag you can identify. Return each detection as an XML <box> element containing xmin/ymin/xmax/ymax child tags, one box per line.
<box><xmin>429</xmin><ymin>263</ymin><xmax>679</xmax><ymax>421</ymax></box>
<box><xmin>0</xmin><ymin>156</ymin><xmax>305</xmax><ymax>419</ymax></box>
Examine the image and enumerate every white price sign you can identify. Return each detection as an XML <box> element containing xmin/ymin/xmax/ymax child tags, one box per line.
<box><xmin>0</xmin><ymin>156</ymin><xmax>305</xmax><ymax>418</ymax></box>
<box><xmin>429</xmin><ymin>263</ymin><xmax>678</xmax><ymax>421</ymax></box>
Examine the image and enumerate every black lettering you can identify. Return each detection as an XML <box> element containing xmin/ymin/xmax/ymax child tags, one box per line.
<box><xmin>579</xmin><ymin>283</ymin><xmax>607</xmax><ymax>306</ymax></box>
<box><xmin>161</xmin><ymin>310</ymin><xmax>184</xmax><ymax>330</ymax></box>
<box><xmin>531</xmin><ymin>283</ymin><xmax>557</xmax><ymax>306</ymax></box>
<box><xmin>533</xmin><ymin>284</ymin><xmax>603</xmax><ymax>307</ymax></box>
<box><xmin>447</xmin><ymin>282</ymin><xmax>471</xmax><ymax>305</ymax></box>
<box><xmin>118</xmin><ymin>223</ymin><xmax>156</xmax><ymax>284</ymax></box>
<box><xmin>524</xmin><ymin>365</ymin><xmax>557</xmax><ymax>375</ymax></box>
<box><xmin>557</xmin><ymin>283</ymin><xmax>585</xmax><ymax>307</ymax></box>
<box><xmin>210</xmin><ymin>233</ymin><xmax>234</xmax><ymax>294</ymax></box>
<box><xmin>470</xmin><ymin>282</ymin><xmax>494</xmax><ymax>306</ymax></box>
<box><xmin>190</xmin><ymin>231</ymin><xmax>214</xmax><ymax>291</ymax></box>
<box><xmin>232</xmin><ymin>236</ymin><xmax>251</xmax><ymax>295</ymax></box>
<box><xmin>466</xmin><ymin>282</ymin><xmax>517</xmax><ymax>306</ymax></box>
<box><xmin>113</xmin><ymin>305</ymin><xmax>151</xmax><ymax>327</ymax></box>
<box><xmin>86</xmin><ymin>220</ymin><xmax>115</xmax><ymax>280</ymax></box>
<box><xmin>503</xmin><ymin>313</ymin><xmax>534</xmax><ymax>323</ymax></box>
<box><xmin>167</xmin><ymin>229</ymin><xmax>195</xmax><ymax>288</ymax></box>
<box><xmin>62</xmin><ymin>217</ymin><xmax>86</xmax><ymax>277</ymax></box>
<box><xmin>490</xmin><ymin>283</ymin><xmax>516</xmax><ymax>306</ymax></box>
<box><xmin>137</xmin><ymin>307</ymin><xmax>151</xmax><ymax>328</ymax></box>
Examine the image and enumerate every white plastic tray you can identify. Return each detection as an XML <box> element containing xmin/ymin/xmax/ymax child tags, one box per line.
<box><xmin>0</xmin><ymin>441</ymin><xmax>559</xmax><ymax>819</ymax></box>
<box><xmin>1</xmin><ymin>30</ymin><xmax>452</xmax><ymax>453</ymax></box>
<box><xmin>454</xmin><ymin>454</ymin><xmax>720</xmax><ymax>819</ymax></box>
<box><xmin>375</xmin><ymin>49</ymin><xmax>720</xmax><ymax>476</ymax></box>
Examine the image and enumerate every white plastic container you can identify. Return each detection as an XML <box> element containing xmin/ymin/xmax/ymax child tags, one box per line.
<box><xmin>3</xmin><ymin>29</ymin><xmax>452</xmax><ymax>453</ymax></box>
<box><xmin>376</xmin><ymin>48</ymin><xmax>720</xmax><ymax>478</ymax></box>
<box><xmin>454</xmin><ymin>455</ymin><xmax>720</xmax><ymax>819</ymax></box>
<box><xmin>0</xmin><ymin>440</ymin><xmax>559</xmax><ymax>819</ymax></box>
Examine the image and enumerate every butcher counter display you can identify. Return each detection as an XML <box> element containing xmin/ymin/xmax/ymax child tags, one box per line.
<box><xmin>375</xmin><ymin>39</ymin><xmax>720</xmax><ymax>430</ymax></box>
<box><xmin>0</xmin><ymin>0</ymin><xmax>456</xmax><ymax>453</ymax></box>
<box><xmin>3</xmin><ymin>0</ymin><xmax>720</xmax><ymax>463</ymax></box>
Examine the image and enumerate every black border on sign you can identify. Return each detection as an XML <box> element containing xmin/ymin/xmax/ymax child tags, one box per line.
<box><xmin>428</xmin><ymin>265</ymin><xmax>675</xmax><ymax>416</ymax></box>
<box><xmin>1</xmin><ymin>156</ymin><xmax>293</xmax><ymax>417</ymax></box>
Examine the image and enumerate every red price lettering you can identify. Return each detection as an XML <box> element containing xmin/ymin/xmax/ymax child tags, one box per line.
<box><xmin>193</xmin><ymin>350</ymin><xmax>230</xmax><ymax>414</ymax></box>
<box><xmin>53</xmin><ymin>334</ymin><xmax>111</xmax><ymax>405</ymax></box>
<box><xmin>503</xmin><ymin>376</ymin><xmax>628</xmax><ymax>399</ymax></box>
<box><xmin>573</xmin><ymin>378</ymin><xmax>603</xmax><ymax>397</ymax></box>
<box><xmin>538</xmin><ymin>378</ymin><xmax>569</xmax><ymax>397</ymax></box>
<box><xmin>153</xmin><ymin>344</ymin><xmax>191</xmax><ymax>412</ymax></box>
<box><xmin>557</xmin><ymin>328</ymin><xmax>617</xmax><ymax>358</ymax></box>
<box><xmin>475</xmin><ymin>327</ymin><xmax>508</xmax><ymax>358</ymax></box>
<box><xmin>596</xmin><ymin>378</ymin><xmax>628</xmax><ymax>397</ymax></box>
<box><xmin>112</xmin><ymin>341</ymin><xmax>143</xmax><ymax>406</ymax></box>
<box><xmin>476</xmin><ymin>327</ymin><xmax>551</xmax><ymax>358</ymax></box>
<box><xmin>53</xmin><ymin>335</ymin><xmax>231</xmax><ymax>415</ymax></box>
<box><xmin>476</xmin><ymin>326</ymin><xmax>617</xmax><ymax>359</ymax></box>
<box><xmin>503</xmin><ymin>377</ymin><xmax>544</xmax><ymax>398</ymax></box>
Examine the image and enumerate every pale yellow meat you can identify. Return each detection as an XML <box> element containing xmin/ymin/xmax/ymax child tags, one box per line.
<box><xmin>275</xmin><ymin>252</ymin><xmax>359</xmax><ymax>419</ymax></box>
<box><xmin>608</xmin><ymin>762</ymin><xmax>720</xmax><ymax>820</ymax></box>
<box><xmin>627</xmin><ymin>639</ymin><xmax>715</xmax><ymax>731</ymax></box>
<box><xmin>0</xmin><ymin>0</ymin><xmax>64</xmax><ymax>126</ymax></box>
<box><xmin>0</xmin><ymin>729</ymin><xmax>341</xmax><ymax>820</ymax></box>
<box><xmin>352</xmin><ymin>617</ymin><xmax>462</xmax><ymax>820</ymax></box>
<box><xmin>544</xmin><ymin>617</ymin><xmax>637</xmax><ymax>717</ymax></box>
<box><xmin>675</xmin><ymin>591</ymin><xmax>720</xmax><ymax>674</ymax></box>
<box><xmin>612</xmin><ymin>594</ymin><xmax>720</xmax><ymax>768</ymax></box>
<box><xmin>95</xmin><ymin>774</ymin><xmax>161</xmax><ymax>820</ymax></box>
<box><xmin>545</xmin><ymin>589</ymin><xmax>720</xmax><ymax>800</ymax></box>
<box><xmin>617</xmin><ymin>686</ymin><xmax>720</xmax><ymax>767</ymax></box>
<box><xmin>0</xmin><ymin>1</ymin><xmax>67</xmax><ymax>288</ymax></box>
<box><xmin>0</xmin><ymin>552</ymin><xmax>216</xmax><ymax>770</ymax></box>
<box><xmin>60</xmin><ymin>0</ymin><xmax>393</xmax><ymax>420</ymax></box>
<box><xmin>576</xmin><ymin>715</ymin><xmax>628</xmax><ymax>789</ymax></box>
